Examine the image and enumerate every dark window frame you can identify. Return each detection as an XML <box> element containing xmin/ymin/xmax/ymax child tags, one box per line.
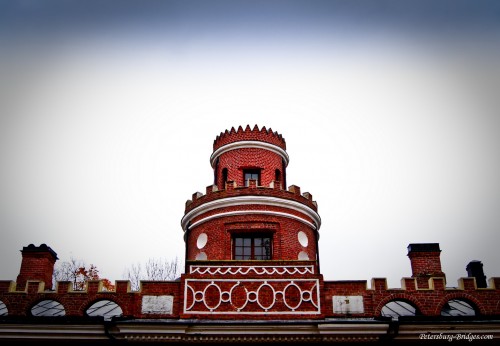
<box><xmin>243</xmin><ymin>169</ymin><xmax>261</xmax><ymax>186</ymax></box>
<box><xmin>233</xmin><ymin>234</ymin><xmax>272</xmax><ymax>260</ymax></box>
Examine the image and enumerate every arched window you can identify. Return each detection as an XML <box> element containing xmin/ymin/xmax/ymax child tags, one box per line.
<box><xmin>214</xmin><ymin>158</ymin><xmax>219</xmax><ymax>185</ymax></box>
<box><xmin>222</xmin><ymin>168</ymin><xmax>228</xmax><ymax>187</ymax></box>
<box><xmin>441</xmin><ymin>299</ymin><xmax>476</xmax><ymax>316</ymax></box>
<box><xmin>31</xmin><ymin>300</ymin><xmax>65</xmax><ymax>316</ymax></box>
<box><xmin>0</xmin><ymin>301</ymin><xmax>7</xmax><ymax>316</ymax></box>
<box><xmin>282</xmin><ymin>159</ymin><xmax>287</xmax><ymax>187</ymax></box>
<box><xmin>86</xmin><ymin>300</ymin><xmax>123</xmax><ymax>321</ymax></box>
<box><xmin>381</xmin><ymin>300</ymin><xmax>419</xmax><ymax>320</ymax></box>
<box><xmin>275</xmin><ymin>169</ymin><xmax>281</xmax><ymax>182</ymax></box>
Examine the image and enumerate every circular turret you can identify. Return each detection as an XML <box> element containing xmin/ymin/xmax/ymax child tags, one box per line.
<box><xmin>182</xmin><ymin>125</ymin><xmax>321</xmax><ymax>269</ymax></box>
<box><xmin>211</xmin><ymin>124</ymin><xmax>289</xmax><ymax>190</ymax></box>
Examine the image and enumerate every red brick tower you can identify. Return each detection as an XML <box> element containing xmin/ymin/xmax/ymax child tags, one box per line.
<box><xmin>180</xmin><ymin>125</ymin><xmax>323</xmax><ymax>319</ymax></box>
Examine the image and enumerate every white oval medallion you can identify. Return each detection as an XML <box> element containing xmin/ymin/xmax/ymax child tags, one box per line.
<box><xmin>197</xmin><ymin>233</ymin><xmax>208</xmax><ymax>249</ymax></box>
<box><xmin>298</xmin><ymin>231</ymin><xmax>308</xmax><ymax>247</ymax></box>
<box><xmin>195</xmin><ymin>252</ymin><xmax>207</xmax><ymax>260</ymax></box>
<box><xmin>298</xmin><ymin>251</ymin><xmax>309</xmax><ymax>260</ymax></box>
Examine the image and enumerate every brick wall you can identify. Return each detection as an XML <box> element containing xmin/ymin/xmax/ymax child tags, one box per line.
<box><xmin>2</xmin><ymin>264</ymin><xmax>499</xmax><ymax>320</ymax></box>
<box><xmin>0</xmin><ymin>280</ymin><xmax>180</xmax><ymax>318</ymax></box>
<box><xmin>323</xmin><ymin>277</ymin><xmax>500</xmax><ymax>317</ymax></box>
<box><xmin>215</xmin><ymin>148</ymin><xmax>284</xmax><ymax>189</ymax></box>
<box><xmin>186</xmin><ymin>214</ymin><xmax>318</xmax><ymax>262</ymax></box>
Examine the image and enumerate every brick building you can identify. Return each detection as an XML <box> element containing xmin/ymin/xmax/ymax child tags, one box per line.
<box><xmin>0</xmin><ymin>125</ymin><xmax>499</xmax><ymax>344</ymax></box>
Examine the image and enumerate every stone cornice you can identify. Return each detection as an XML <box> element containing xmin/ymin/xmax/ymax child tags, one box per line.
<box><xmin>188</xmin><ymin>210</ymin><xmax>317</xmax><ymax>230</ymax></box>
<box><xmin>181</xmin><ymin>195</ymin><xmax>321</xmax><ymax>232</ymax></box>
<box><xmin>210</xmin><ymin>140</ymin><xmax>290</xmax><ymax>168</ymax></box>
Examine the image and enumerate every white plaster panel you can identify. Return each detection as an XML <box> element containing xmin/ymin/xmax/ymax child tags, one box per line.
<box><xmin>195</xmin><ymin>252</ymin><xmax>207</xmax><ymax>260</ymax></box>
<box><xmin>298</xmin><ymin>251</ymin><xmax>309</xmax><ymax>260</ymax></box>
<box><xmin>332</xmin><ymin>296</ymin><xmax>364</xmax><ymax>314</ymax></box>
<box><xmin>141</xmin><ymin>295</ymin><xmax>174</xmax><ymax>314</ymax></box>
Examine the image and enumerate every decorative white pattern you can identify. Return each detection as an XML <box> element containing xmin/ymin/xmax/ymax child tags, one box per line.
<box><xmin>190</xmin><ymin>265</ymin><xmax>315</xmax><ymax>275</ymax></box>
<box><xmin>184</xmin><ymin>278</ymin><xmax>321</xmax><ymax>315</ymax></box>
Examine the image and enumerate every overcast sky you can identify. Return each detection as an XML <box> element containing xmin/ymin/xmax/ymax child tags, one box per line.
<box><xmin>1</xmin><ymin>1</ymin><xmax>499</xmax><ymax>288</ymax></box>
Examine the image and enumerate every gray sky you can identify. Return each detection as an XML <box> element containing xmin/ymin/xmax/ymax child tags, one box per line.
<box><xmin>1</xmin><ymin>1</ymin><xmax>500</xmax><ymax>288</ymax></box>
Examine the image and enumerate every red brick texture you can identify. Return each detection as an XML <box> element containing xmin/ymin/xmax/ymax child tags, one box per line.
<box><xmin>2</xmin><ymin>265</ymin><xmax>499</xmax><ymax>319</ymax></box>
<box><xmin>323</xmin><ymin>277</ymin><xmax>500</xmax><ymax>317</ymax></box>
<box><xmin>215</xmin><ymin>148</ymin><xmax>285</xmax><ymax>189</ymax></box>
<box><xmin>0</xmin><ymin>280</ymin><xmax>180</xmax><ymax>318</ymax></box>
<box><xmin>186</xmin><ymin>215</ymin><xmax>318</xmax><ymax>262</ymax></box>
<box><xmin>408</xmin><ymin>248</ymin><xmax>446</xmax><ymax>289</ymax></box>
<box><xmin>186</xmin><ymin>182</ymin><xmax>317</xmax><ymax>213</ymax></box>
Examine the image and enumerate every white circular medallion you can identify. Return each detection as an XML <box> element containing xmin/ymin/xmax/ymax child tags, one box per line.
<box><xmin>197</xmin><ymin>233</ymin><xmax>208</xmax><ymax>249</ymax></box>
<box><xmin>298</xmin><ymin>251</ymin><xmax>309</xmax><ymax>260</ymax></box>
<box><xmin>298</xmin><ymin>231</ymin><xmax>308</xmax><ymax>247</ymax></box>
<box><xmin>195</xmin><ymin>252</ymin><xmax>207</xmax><ymax>260</ymax></box>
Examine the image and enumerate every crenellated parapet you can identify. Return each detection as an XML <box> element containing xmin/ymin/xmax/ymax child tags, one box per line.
<box><xmin>184</xmin><ymin>182</ymin><xmax>318</xmax><ymax>214</ymax></box>
<box><xmin>323</xmin><ymin>276</ymin><xmax>500</xmax><ymax>318</ymax></box>
<box><xmin>1</xmin><ymin>275</ymin><xmax>499</xmax><ymax>320</ymax></box>
<box><xmin>181</xmin><ymin>180</ymin><xmax>321</xmax><ymax>263</ymax></box>
<box><xmin>0</xmin><ymin>279</ymin><xmax>180</xmax><ymax>319</ymax></box>
<box><xmin>213</xmin><ymin>124</ymin><xmax>286</xmax><ymax>152</ymax></box>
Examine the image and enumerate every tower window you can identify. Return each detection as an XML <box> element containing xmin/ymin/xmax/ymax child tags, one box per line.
<box><xmin>243</xmin><ymin>169</ymin><xmax>260</xmax><ymax>186</ymax></box>
<box><xmin>233</xmin><ymin>236</ymin><xmax>271</xmax><ymax>260</ymax></box>
<box><xmin>222</xmin><ymin>168</ymin><xmax>228</xmax><ymax>186</ymax></box>
<box><xmin>214</xmin><ymin>158</ymin><xmax>219</xmax><ymax>185</ymax></box>
<box><xmin>275</xmin><ymin>169</ymin><xmax>281</xmax><ymax>182</ymax></box>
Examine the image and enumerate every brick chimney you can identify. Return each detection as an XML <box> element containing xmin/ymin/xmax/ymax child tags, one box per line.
<box><xmin>466</xmin><ymin>260</ymin><xmax>487</xmax><ymax>288</ymax></box>
<box><xmin>16</xmin><ymin>244</ymin><xmax>58</xmax><ymax>290</ymax></box>
<box><xmin>407</xmin><ymin>243</ymin><xmax>445</xmax><ymax>288</ymax></box>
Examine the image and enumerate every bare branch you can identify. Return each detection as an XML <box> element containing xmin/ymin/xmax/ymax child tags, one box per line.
<box><xmin>123</xmin><ymin>257</ymin><xmax>180</xmax><ymax>291</ymax></box>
